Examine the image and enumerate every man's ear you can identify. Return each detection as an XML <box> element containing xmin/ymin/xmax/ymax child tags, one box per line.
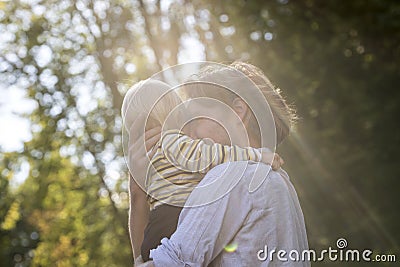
<box><xmin>232</xmin><ymin>97</ymin><xmax>250</xmax><ymax>122</ymax></box>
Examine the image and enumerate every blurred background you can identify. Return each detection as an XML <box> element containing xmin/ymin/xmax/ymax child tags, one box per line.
<box><xmin>0</xmin><ymin>0</ymin><xmax>399</xmax><ymax>266</ymax></box>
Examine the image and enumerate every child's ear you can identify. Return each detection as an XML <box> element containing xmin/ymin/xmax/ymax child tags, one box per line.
<box><xmin>232</xmin><ymin>97</ymin><xmax>249</xmax><ymax>121</ymax></box>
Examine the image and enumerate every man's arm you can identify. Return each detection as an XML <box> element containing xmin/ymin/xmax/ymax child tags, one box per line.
<box><xmin>129</xmin><ymin>176</ymin><xmax>150</xmax><ymax>259</ymax></box>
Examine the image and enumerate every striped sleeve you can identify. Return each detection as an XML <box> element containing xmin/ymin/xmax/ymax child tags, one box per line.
<box><xmin>160</xmin><ymin>130</ymin><xmax>264</xmax><ymax>174</ymax></box>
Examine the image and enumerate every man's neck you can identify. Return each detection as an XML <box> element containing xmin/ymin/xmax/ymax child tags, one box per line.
<box><xmin>248</xmin><ymin>135</ymin><xmax>261</xmax><ymax>148</ymax></box>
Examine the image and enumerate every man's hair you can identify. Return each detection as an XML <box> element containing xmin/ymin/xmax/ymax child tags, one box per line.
<box><xmin>230</xmin><ymin>61</ymin><xmax>297</xmax><ymax>144</ymax></box>
<box><xmin>183</xmin><ymin>61</ymin><xmax>296</xmax><ymax>145</ymax></box>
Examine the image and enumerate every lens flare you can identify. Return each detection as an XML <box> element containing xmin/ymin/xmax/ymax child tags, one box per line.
<box><xmin>224</xmin><ymin>242</ymin><xmax>238</xmax><ymax>253</ymax></box>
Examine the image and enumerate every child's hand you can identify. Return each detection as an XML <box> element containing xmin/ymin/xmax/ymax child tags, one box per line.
<box><xmin>262</xmin><ymin>151</ymin><xmax>284</xmax><ymax>170</ymax></box>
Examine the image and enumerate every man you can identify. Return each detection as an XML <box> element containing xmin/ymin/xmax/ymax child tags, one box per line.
<box><xmin>128</xmin><ymin>62</ymin><xmax>309</xmax><ymax>266</ymax></box>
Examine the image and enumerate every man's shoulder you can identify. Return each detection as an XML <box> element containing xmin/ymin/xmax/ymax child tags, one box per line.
<box><xmin>204</xmin><ymin>161</ymin><xmax>292</xmax><ymax>192</ymax></box>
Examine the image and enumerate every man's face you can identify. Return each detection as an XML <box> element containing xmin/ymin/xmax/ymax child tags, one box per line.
<box><xmin>187</xmin><ymin>117</ymin><xmax>230</xmax><ymax>145</ymax></box>
<box><xmin>182</xmin><ymin>99</ymin><xmax>244</xmax><ymax>146</ymax></box>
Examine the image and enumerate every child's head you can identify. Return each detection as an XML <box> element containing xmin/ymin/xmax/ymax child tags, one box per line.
<box><xmin>121</xmin><ymin>79</ymin><xmax>182</xmax><ymax>132</ymax></box>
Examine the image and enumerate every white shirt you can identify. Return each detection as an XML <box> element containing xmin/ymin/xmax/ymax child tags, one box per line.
<box><xmin>150</xmin><ymin>161</ymin><xmax>310</xmax><ymax>266</ymax></box>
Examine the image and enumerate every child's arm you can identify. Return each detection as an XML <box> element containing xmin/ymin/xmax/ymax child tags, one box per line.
<box><xmin>161</xmin><ymin>130</ymin><xmax>283</xmax><ymax>174</ymax></box>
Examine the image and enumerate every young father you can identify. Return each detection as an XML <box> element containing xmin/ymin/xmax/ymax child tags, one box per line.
<box><xmin>128</xmin><ymin>62</ymin><xmax>310</xmax><ymax>266</ymax></box>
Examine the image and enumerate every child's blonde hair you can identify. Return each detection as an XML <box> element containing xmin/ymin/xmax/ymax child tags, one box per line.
<box><xmin>121</xmin><ymin>79</ymin><xmax>182</xmax><ymax>132</ymax></box>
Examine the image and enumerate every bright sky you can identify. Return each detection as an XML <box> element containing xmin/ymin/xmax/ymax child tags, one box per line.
<box><xmin>0</xmin><ymin>40</ymin><xmax>204</xmax><ymax>152</ymax></box>
<box><xmin>0</xmin><ymin>83</ymin><xmax>36</xmax><ymax>152</ymax></box>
